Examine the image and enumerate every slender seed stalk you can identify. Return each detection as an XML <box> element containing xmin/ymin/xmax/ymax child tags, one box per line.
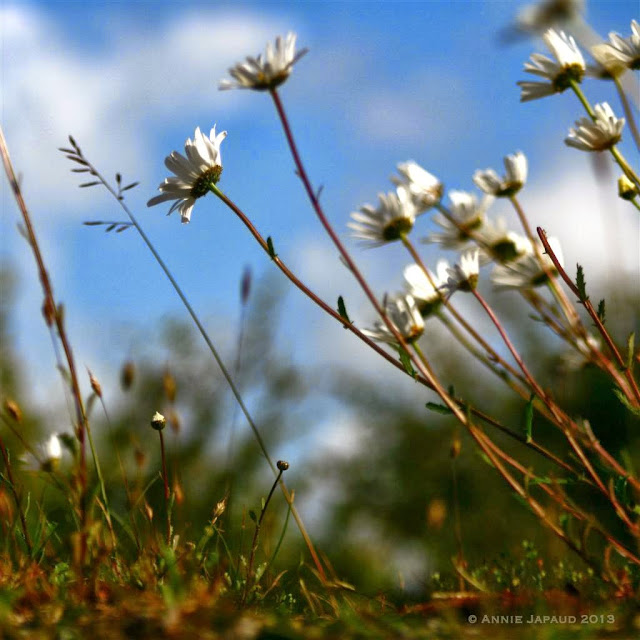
<box><xmin>242</xmin><ymin>461</ymin><xmax>288</xmax><ymax>604</ymax></box>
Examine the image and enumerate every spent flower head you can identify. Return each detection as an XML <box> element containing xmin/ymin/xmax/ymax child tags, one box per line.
<box><xmin>473</xmin><ymin>152</ymin><xmax>528</xmax><ymax>197</ymax></box>
<box><xmin>391</xmin><ymin>161</ymin><xmax>443</xmax><ymax>213</ymax></box>
<box><xmin>403</xmin><ymin>260</ymin><xmax>450</xmax><ymax>317</ymax></box>
<box><xmin>219</xmin><ymin>33</ymin><xmax>307</xmax><ymax>91</ymax></box>
<box><xmin>427</xmin><ymin>191</ymin><xmax>492</xmax><ymax>250</ymax></box>
<box><xmin>492</xmin><ymin>237</ymin><xmax>563</xmax><ymax>290</ymax></box>
<box><xmin>564</xmin><ymin>102</ymin><xmax>625</xmax><ymax>152</ymax></box>
<box><xmin>518</xmin><ymin>29</ymin><xmax>585</xmax><ymax>101</ymax></box>
<box><xmin>362</xmin><ymin>294</ymin><xmax>424</xmax><ymax>346</ymax></box>
<box><xmin>148</xmin><ymin>126</ymin><xmax>226</xmax><ymax>224</ymax></box>
<box><xmin>442</xmin><ymin>249</ymin><xmax>480</xmax><ymax>295</ymax></box>
<box><xmin>591</xmin><ymin>20</ymin><xmax>640</xmax><ymax>77</ymax></box>
<box><xmin>349</xmin><ymin>188</ymin><xmax>417</xmax><ymax>247</ymax></box>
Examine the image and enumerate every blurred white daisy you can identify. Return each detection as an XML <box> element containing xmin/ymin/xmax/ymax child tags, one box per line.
<box><xmin>492</xmin><ymin>237</ymin><xmax>563</xmax><ymax>290</ymax></box>
<box><xmin>475</xmin><ymin>218</ymin><xmax>529</xmax><ymax>265</ymax></box>
<box><xmin>442</xmin><ymin>249</ymin><xmax>480</xmax><ymax>295</ymax></box>
<box><xmin>219</xmin><ymin>33</ymin><xmax>307</xmax><ymax>91</ymax></box>
<box><xmin>427</xmin><ymin>191</ymin><xmax>492</xmax><ymax>250</ymax></box>
<box><xmin>518</xmin><ymin>29</ymin><xmax>585</xmax><ymax>101</ymax></box>
<box><xmin>473</xmin><ymin>152</ymin><xmax>528</xmax><ymax>197</ymax></box>
<box><xmin>513</xmin><ymin>0</ymin><xmax>584</xmax><ymax>35</ymax></box>
<box><xmin>565</xmin><ymin>102</ymin><xmax>625</xmax><ymax>152</ymax></box>
<box><xmin>391</xmin><ymin>161</ymin><xmax>443</xmax><ymax>213</ymax></box>
<box><xmin>560</xmin><ymin>334</ymin><xmax>601</xmax><ymax>371</ymax></box>
<box><xmin>348</xmin><ymin>188</ymin><xmax>417</xmax><ymax>247</ymax></box>
<box><xmin>20</xmin><ymin>434</ymin><xmax>63</xmax><ymax>472</ymax></box>
<box><xmin>403</xmin><ymin>260</ymin><xmax>450</xmax><ymax>316</ymax></box>
<box><xmin>591</xmin><ymin>20</ymin><xmax>640</xmax><ymax>77</ymax></box>
<box><xmin>147</xmin><ymin>126</ymin><xmax>226</xmax><ymax>224</ymax></box>
<box><xmin>362</xmin><ymin>294</ymin><xmax>424</xmax><ymax>345</ymax></box>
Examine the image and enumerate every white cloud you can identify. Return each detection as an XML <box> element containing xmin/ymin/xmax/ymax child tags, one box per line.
<box><xmin>353</xmin><ymin>69</ymin><xmax>473</xmax><ymax>144</ymax></box>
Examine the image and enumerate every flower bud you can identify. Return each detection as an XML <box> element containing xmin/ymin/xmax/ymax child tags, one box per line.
<box><xmin>4</xmin><ymin>399</ymin><xmax>22</xmax><ymax>423</ymax></box>
<box><xmin>88</xmin><ymin>370</ymin><xmax>102</xmax><ymax>398</ymax></box>
<box><xmin>150</xmin><ymin>411</ymin><xmax>166</xmax><ymax>431</ymax></box>
<box><xmin>618</xmin><ymin>174</ymin><xmax>638</xmax><ymax>201</ymax></box>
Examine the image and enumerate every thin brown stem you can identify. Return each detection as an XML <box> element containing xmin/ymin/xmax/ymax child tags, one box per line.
<box><xmin>537</xmin><ymin>226</ymin><xmax>640</xmax><ymax>407</ymax></box>
<box><xmin>0</xmin><ymin>127</ymin><xmax>88</xmax><ymax>566</ymax></box>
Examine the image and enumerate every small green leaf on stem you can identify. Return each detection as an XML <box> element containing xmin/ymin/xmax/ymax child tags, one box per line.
<box><xmin>597</xmin><ymin>299</ymin><xmax>606</xmax><ymax>324</ymax></box>
<box><xmin>425</xmin><ymin>402</ymin><xmax>453</xmax><ymax>415</ymax></box>
<box><xmin>613</xmin><ymin>388</ymin><xmax>640</xmax><ymax>416</ymax></box>
<box><xmin>266</xmin><ymin>236</ymin><xmax>277</xmax><ymax>259</ymax></box>
<box><xmin>249</xmin><ymin>510</ymin><xmax>257</xmax><ymax>524</ymax></box>
<box><xmin>575</xmin><ymin>264</ymin><xmax>588</xmax><ymax>302</ymax></box>
<box><xmin>337</xmin><ymin>296</ymin><xmax>352</xmax><ymax>326</ymax></box>
<box><xmin>626</xmin><ymin>332</ymin><xmax>635</xmax><ymax>370</ymax></box>
<box><xmin>523</xmin><ymin>394</ymin><xmax>535</xmax><ymax>443</ymax></box>
<box><xmin>398</xmin><ymin>346</ymin><xmax>416</xmax><ymax>378</ymax></box>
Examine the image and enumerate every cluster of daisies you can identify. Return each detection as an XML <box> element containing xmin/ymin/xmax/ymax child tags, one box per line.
<box><xmin>145</xmin><ymin>23</ymin><xmax>637</xmax><ymax>349</ymax></box>
<box><xmin>519</xmin><ymin>25</ymin><xmax>637</xmax><ymax>151</ymax></box>
<box><xmin>351</xmin><ymin>153</ymin><xmax>565</xmax><ymax>346</ymax></box>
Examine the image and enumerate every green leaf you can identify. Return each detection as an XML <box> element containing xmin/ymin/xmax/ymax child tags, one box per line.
<box><xmin>523</xmin><ymin>394</ymin><xmax>534</xmax><ymax>443</ymax></box>
<box><xmin>597</xmin><ymin>299</ymin><xmax>606</xmax><ymax>324</ymax></box>
<box><xmin>266</xmin><ymin>236</ymin><xmax>277</xmax><ymax>259</ymax></box>
<box><xmin>425</xmin><ymin>402</ymin><xmax>453</xmax><ymax>415</ymax></box>
<box><xmin>249</xmin><ymin>510</ymin><xmax>257</xmax><ymax>523</ymax></box>
<box><xmin>626</xmin><ymin>332</ymin><xmax>635</xmax><ymax>370</ymax></box>
<box><xmin>613</xmin><ymin>388</ymin><xmax>640</xmax><ymax>416</ymax></box>
<box><xmin>397</xmin><ymin>346</ymin><xmax>416</xmax><ymax>378</ymax></box>
<box><xmin>337</xmin><ymin>296</ymin><xmax>352</xmax><ymax>326</ymax></box>
<box><xmin>575</xmin><ymin>264</ymin><xmax>588</xmax><ymax>302</ymax></box>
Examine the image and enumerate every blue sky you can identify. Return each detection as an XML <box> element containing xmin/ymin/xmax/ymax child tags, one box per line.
<box><xmin>1</xmin><ymin>1</ymin><xmax>638</xmax><ymax>427</ymax></box>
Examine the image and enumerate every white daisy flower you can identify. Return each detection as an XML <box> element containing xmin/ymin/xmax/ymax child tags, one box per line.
<box><xmin>403</xmin><ymin>260</ymin><xmax>450</xmax><ymax>316</ymax></box>
<box><xmin>427</xmin><ymin>191</ymin><xmax>492</xmax><ymax>250</ymax></box>
<box><xmin>565</xmin><ymin>102</ymin><xmax>625</xmax><ymax>152</ymax></box>
<box><xmin>20</xmin><ymin>434</ymin><xmax>63</xmax><ymax>472</ymax></box>
<box><xmin>219</xmin><ymin>33</ymin><xmax>307</xmax><ymax>91</ymax></box>
<box><xmin>147</xmin><ymin>126</ymin><xmax>227</xmax><ymax>224</ymax></box>
<box><xmin>442</xmin><ymin>249</ymin><xmax>480</xmax><ymax>295</ymax></box>
<box><xmin>591</xmin><ymin>20</ymin><xmax>640</xmax><ymax>77</ymax></box>
<box><xmin>518</xmin><ymin>29</ymin><xmax>585</xmax><ymax>102</ymax></box>
<box><xmin>348</xmin><ymin>188</ymin><xmax>417</xmax><ymax>247</ymax></box>
<box><xmin>473</xmin><ymin>152</ymin><xmax>528</xmax><ymax>197</ymax></box>
<box><xmin>492</xmin><ymin>237</ymin><xmax>563</xmax><ymax>290</ymax></box>
<box><xmin>362</xmin><ymin>294</ymin><xmax>424</xmax><ymax>345</ymax></box>
<box><xmin>475</xmin><ymin>218</ymin><xmax>529</xmax><ymax>265</ymax></box>
<box><xmin>391</xmin><ymin>161</ymin><xmax>443</xmax><ymax>213</ymax></box>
